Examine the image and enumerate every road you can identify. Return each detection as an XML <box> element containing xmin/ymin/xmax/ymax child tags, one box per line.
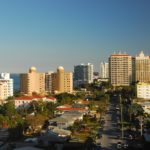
<box><xmin>100</xmin><ymin>100</ymin><xmax>122</xmax><ymax>150</ymax></box>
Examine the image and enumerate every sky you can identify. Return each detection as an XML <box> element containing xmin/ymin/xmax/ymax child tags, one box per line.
<box><xmin>0</xmin><ymin>0</ymin><xmax>150</xmax><ymax>73</ymax></box>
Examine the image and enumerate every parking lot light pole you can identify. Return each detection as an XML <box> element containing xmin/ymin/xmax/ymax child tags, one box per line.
<box><xmin>139</xmin><ymin>116</ymin><xmax>143</xmax><ymax>136</ymax></box>
<box><xmin>120</xmin><ymin>94</ymin><xmax>124</xmax><ymax>139</ymax></box>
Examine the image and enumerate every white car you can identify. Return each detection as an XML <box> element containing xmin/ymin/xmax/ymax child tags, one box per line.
<box><xmin>123</xmin><ymin>143</ymin><xmax>128</xmax><ymax>149</ymax></box>
<box><xmin>117</xmin><ymin>142</ymin><xmax>122</xmax><ymax>149</ymax></box>
<box><xmin>24</xmin><ymin>137</ymin><xmax>37</xmax><ymax>143</ymax></box>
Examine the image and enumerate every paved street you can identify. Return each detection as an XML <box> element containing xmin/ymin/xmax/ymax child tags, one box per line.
<box><xmin>100</xmin><ymin>100</ymin><xmax>122</xmax><ymax>150</ymax></box>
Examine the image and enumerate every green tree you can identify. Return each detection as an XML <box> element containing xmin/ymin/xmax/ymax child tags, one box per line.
<box><xmin>0</xmin><ymin>115</ymin><xmax>9</xmax><ymax>128</ymax></box>
<box><xmin>3</xmin><ymin>101</ymin><xmax>16</xmax><ymax>117</ymax></box>
<box><xmin>55</xmin><ymin>92</ymin><xmax>76</xmax><ymax>104</ymax></box>
<box><xmin>25</xmin><ymin>114</ymin><xmax>48</xmax><ymax>134</ymax></box>
<box><xmin>46</xmin><ymin>102</ymin><xmax>56</xmax><ymax>118</ymax></box>
<box><xmin>128</xmin><ymin>103</ymin><xmax>144</xmax><ymax>121</ymax></box>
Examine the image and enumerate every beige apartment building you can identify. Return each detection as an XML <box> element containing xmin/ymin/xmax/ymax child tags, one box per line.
<box><xmin>0</xmin><ymin>81</ymin><xmax>8</xmax><ymax>102</ymax></box>
<box><xmin>20</xmin><ymin>67</ymin><xmax>45</xmax><ymax>95</ymax></box>
<box><xmin>109</xmin><ymin>53</ymin><xmax>133</xmax><ymax>86</ymax></box>
<box><xmin>51</xmin><ymin>66</ymin><xmax>73</xmax><ymax>94</ymax></box>
<box><xmin>20</xmin><ymin>66</ymin><xmax>72</xmax><ymax>95</ymax></box>
<box><xmin>137</xmin><ymin>82</ymin><xmax>150</xmax><ymax>99</ymax></box>
<box><xmin>134</xmin><ymin>51</ymin><xmax>150</xmax><ymax>82</ymax></box>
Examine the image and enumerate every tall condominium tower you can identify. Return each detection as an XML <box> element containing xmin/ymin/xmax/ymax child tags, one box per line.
<box><xmin>51</xmin><ymin>66</ymin><xmax>73</xmax><ymax>94</ymax></box>
<box><xmin>45</xmin><ymin>71</ymin><xmax>53</xmax><ymax>94</ymax></box>
<box><xmin>109</xmin><ymin>53</ymin><xmax>132</xmax><ymax>86</ymax></box>
<box><xmin>0</xmin><ymin>73</ymin><xmax>13</xmax><ymax>100</ymax></box>
<box><xmin>74</xmin><ymin>63</ymin><xmax>94</xmax><ymax>87</ymax></box>
<box><xmin>134</xmin><ymin>51</ymin><xmax>150</xmax><ymax>82</ymax></box>
<box><xmin>87</xmin><ymin>63</ymin><xmax>94</xmax><ymax>84</ymax></box>
<box><xmin>20</xmin><ymin>67</ymin><xmax>45</xmax><ymax>95</ymax></box>
<box><xmin>99</xmin><ymin>62</ymin><xmax>109</xmax><ymax>78</ymax></box>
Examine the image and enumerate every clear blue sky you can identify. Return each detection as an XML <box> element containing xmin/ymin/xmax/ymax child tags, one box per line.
<box><xmin>0</xmin><ymin>0</ymin><xmax>150</xmax><ymax>73</ymax></box>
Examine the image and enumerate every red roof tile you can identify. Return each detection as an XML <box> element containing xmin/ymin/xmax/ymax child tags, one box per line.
<box><xmin>56</xmin><ymin>107</ymin><xmax>85</xmax><ymax>111</ymax></box>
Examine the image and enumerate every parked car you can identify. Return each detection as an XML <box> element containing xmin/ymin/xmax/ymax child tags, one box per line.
<box><xmin>95</xmin><ymin>143</ymin><xmax>101</xmax><ymax>150</ymax></box>
<box><xmin>117</xmin><ymin>142</ymin><xmax>122</xmax><ymax>149</ymax></box>
<box><xmin>123</xmin><ymin>143</ymin><xmax>128</xmax><ymax>149</ymax></box>
<box><xmin>0</xmin><ymin>141</ymin><xmax>4</xmax><ymax>147</ymax></box>
<box><xmin>24</xmin><ymin>137</ymin><xmax>38</xmax><ymax>143</ymax></box>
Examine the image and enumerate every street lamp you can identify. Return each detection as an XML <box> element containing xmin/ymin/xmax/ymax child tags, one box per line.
<box><xmin>119</xmin><ymin>94</ymin><xmax>124</xmax><ymax>139</ymax></box>
<box><xmin>139</xmin><ymin>116</ymin><xmax>143</xmax><ymax>136</ymax></box>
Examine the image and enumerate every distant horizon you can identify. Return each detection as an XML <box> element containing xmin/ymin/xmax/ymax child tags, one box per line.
<box><xmin>0</xmin><ymin>0</ymin><xmax>150</xmax><ymax>73</ymax></box>
<box><xmin>1</xmin><ymin>50</ymin><xmax>150</xmax><ymax>74</ymax></box>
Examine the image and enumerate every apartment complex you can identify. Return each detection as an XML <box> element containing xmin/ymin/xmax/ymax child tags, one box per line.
<box><xmin>134</xmin><ymin>51</ymin><xmax>150</xmax><ymax>82</ymax></box>
<box><xmin>109</xmin><ymin>53</ymin><xmax>133</xmax><ymax>86</ymax></box>
<box><xmin>20</xmin><ymin>67</ymin><xmax>45</xmax><ymax>95</ymax></box>
<box><xmin>0</xmin><ymin>73</ymin><xmax>13</xmax><ymax>100</ymax></box>
<box><xmin>51</xmin><ymin>66</ymin><xmax>73</xmax><ymax>94</ymax></box>
<box><xmin>20</xmin><ymin>66</ymin><xmax>73</xmax><ymax>95</ymax></box>
<box><xmin>137</xmin><ymin>82</ymin><xmax>150</xmax><ymax>99</ymax></box>
<box><xmin>99</xmin><ymin>62</ymin><xmax>109</xmax><ymax>78</ymax></box>
<box><xmin>0</xmin><ymin>81</ymin><xmax>8</xmax><ymax>101</ymax></box>
<box><xmin>74</xmin><ymin>63</ymin><xmax>93</xmax><ymax>87</ymax></box>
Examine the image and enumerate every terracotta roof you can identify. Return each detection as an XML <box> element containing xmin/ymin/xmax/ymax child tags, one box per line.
<box><xmin>111</xmin><ymin>54</ymin><xmax>129</xmax><ymax>56</ymax></box>
<box><xmin>15</xmin><ymin>96</ymin><xmax>38</xmax><ymax>100</ymax></box>
<box><xmin>56</xmin><ymin>107</ymin><xmax>86</xmax><ymax>111</ymax></box>
<box><xmin>46</xmin><ymin>97</ymin><xmax>56</xmax><ymax>100</ymax></box>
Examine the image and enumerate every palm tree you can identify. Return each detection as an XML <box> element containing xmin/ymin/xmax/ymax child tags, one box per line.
<box><xmin>128</xmin><ymin>103</ymin><xmax>144</xmax><ymax>123</ymax></box>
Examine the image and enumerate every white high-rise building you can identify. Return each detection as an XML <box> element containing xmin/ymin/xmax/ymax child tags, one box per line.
<box><xmin>87</xmin><ymin>63</ymin><xmax>94</xmax><ymax>84</ymax></box>
<box><xmin>0</xmin><ymin>73</ymin><xmax>13</xmax><ymax>100</ymax></box>
<box><xmin>100</xmin><ymin>62</ymin><xmax>109</xmax><ymax>78</ymax></box>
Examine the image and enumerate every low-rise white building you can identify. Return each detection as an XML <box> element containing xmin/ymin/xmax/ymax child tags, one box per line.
<box><xmin>14</xmin><ymin>96</ymin><xmax>57</xmax><ymax>109</ymax></box>
<box><xmin>137</xmin><ymin>82</ymin><xmax>150</xmax><ymax>99</ymax></box>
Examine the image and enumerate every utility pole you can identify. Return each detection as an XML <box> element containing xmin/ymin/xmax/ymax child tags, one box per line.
<box><xmin>120</xmin><ymin>94</ymin><xmax>124</xmax><ymax>139</ymax></box>
<box><xmin>139</xmin><ymin>116</ymin><xmax>143</xmax><ymax>136</ymax></box>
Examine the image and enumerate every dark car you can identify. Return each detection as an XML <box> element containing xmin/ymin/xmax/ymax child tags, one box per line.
<box><xmin>95</xmin><ymin>143</ymin><xmax>101</xmax><ymax>150</ymax></box>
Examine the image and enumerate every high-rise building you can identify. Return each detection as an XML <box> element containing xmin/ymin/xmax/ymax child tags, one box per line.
<box><xmin>99</xmin><ymin>62</ymin><xmax>109</xmax><ymax>78</ymax></box>
<box><xmin>134</xmin><ymin>51</ymin><xmax>150</xmax><ymax>82</ymax></box>
<box><xmin>0</xmin><ymin>73</ymin><xmax>13</xmax><ymax>100</ymax></box>
<box><xmin>0</xmin><ymin>81</ymin><xmax>8</xmax><ymax>101</ymax></box>
<box><xmin>74</xmin><ymin>63</ymin><xmax>94</xmax><ymax>87</ymax></box>
<box><xmin>51</xmin><ymin>66</ymin><xmax>73</xmax><ymax>93</ymax></box>
<box><xmin>109</xmin><ymin>52</ymin><xmax>132</xmax><ymax>86</ymax></box>
<box><xmin>45</xmin><ymin>71</ymin><xmax>53</xmax><ymax>94</ymax></box>
<box><xmin>20</xmin><ymin>67</ymin><xmax>45</xmax><ymax>95</ymax></box>
<box><xmin>87</xmin><ymin>63</ymin><xmax>94</xmax><ymax>84</ymax></box>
